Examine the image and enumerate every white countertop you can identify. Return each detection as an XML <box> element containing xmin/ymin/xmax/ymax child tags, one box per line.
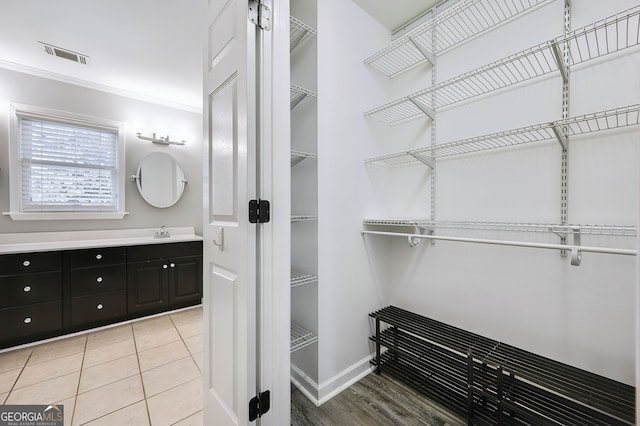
<box><xmin>0</xmin><ymin>227</ymin><xmax>203</xmax><ymax>254</ymax></box>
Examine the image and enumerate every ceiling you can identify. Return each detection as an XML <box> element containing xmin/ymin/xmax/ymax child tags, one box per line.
<box><xmin>0</xmin><ymin>0</ymin><xmax>204</xmax><ymax>111</ymax></box>
<box><xmin>352</xmin><ymin>0</ymin><xmax>441</xmax><ymax>32</ymax></box>
<box><xmin>0</xmin><ymin>1</ymin><xmax>441</xmax><ymax>112</ymax></box>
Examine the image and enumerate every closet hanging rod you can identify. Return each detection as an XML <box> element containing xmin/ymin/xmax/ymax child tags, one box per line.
<box><xmin>361</xmin><ymin>230</ymin><xmax>637</xmax><ymax>257</ymax></box>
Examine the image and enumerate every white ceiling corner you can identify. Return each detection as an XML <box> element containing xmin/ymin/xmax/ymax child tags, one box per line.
<box><xmin>0</xmin><ymin>0</ymin><xmax>204</xmax><ymax>111</ymax></box>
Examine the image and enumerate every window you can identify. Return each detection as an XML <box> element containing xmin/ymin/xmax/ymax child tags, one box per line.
<box><xmin>7</xmin><ymin>103</ymin><xmax>126</xmax><ymax>220</ymax></box>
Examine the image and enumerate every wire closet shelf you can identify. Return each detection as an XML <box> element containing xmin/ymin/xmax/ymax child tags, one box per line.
<box><xmin>362</xmin><ymin>220</ymin><xmax>638</xmax><ymax>262</ymax></box>
<box><xmin>291</xmin><ymin>150</ymin><xmax>317</xmax><ymax>167</ymax></box>
<box><xmin>363</xmin><ymin>219</ymin><xmax>638</xmax><ymax>237</ymax></box>
<box><xmin>290</xmin><ymin>322</ymin><xmax>318</xmax><ymax>353</ymax></box>
<box><xmin>365</xmin><ymin>104</ymin><xmax>640</xmax><ymax>166</ymax></box>
<box><xmin>291</xmin><ymin>215</ymin><xmax>317</xmax><ymax>222</ymax></box>
<box><xmin>364</xmin><ymin>5</ymin><xmax>640</xmax><ymax>125</ymax></box>
<box><xmin>365</xmin><ymin>0</ymin><xmax>549</xmax><ymax>78</ymax></box>
<box><xmin>290</xmin><ymin>84</ymin><xmax>317</xmax><ymax>111</ymax></box>
<box><xmin>290</xmin><ymin>16</ymin><xmax>316</xmax><ymax>53</ymax></box>
<box><xmin>291</xmin><ymin>269</ymin><xmax>318</xmax><ymax>288</ymax></box>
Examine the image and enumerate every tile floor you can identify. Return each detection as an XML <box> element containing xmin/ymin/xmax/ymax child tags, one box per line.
<box><xmin>0</xmin><ymin>306</ymin><xmax>204</xmax><ymax>426</ymax></box>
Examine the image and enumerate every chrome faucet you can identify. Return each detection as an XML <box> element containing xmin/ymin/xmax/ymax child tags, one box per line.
<box><xmin>154</xmin><ymin>226</ymin><xmax>170</xmax><ymax>239</ymax></box>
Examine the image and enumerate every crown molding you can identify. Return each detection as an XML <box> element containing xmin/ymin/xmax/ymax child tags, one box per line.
<box><xmin>0</xmin><ymin>60</ymin><xmax>202</xmax><ymax>114</ymax></box>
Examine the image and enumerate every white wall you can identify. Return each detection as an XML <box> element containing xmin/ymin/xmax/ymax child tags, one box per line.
<box><xmin>315</xmin><ymin>0</ymin><xmax>391</xmax><ymax>400</ymax></box>
<box><xmin>376</xmin><ymin>0</ymin><xmax>639</xmax><ymax>386</ymax></box>
<box><xmin>0</xmin><ymin>67</ymin><xmax>203</xmax><ymax>235</ymax></box>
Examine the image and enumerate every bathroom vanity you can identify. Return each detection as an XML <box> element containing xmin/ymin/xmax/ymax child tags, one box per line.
<box><xmin>0</xmin><ymin>227</ymin><xmax>203</xmax><ymax>349</ymax></box>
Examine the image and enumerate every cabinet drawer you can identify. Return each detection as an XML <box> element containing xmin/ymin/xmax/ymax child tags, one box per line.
<box><xmin>0</xmin><ymin>251</ymin><xmax>62</xmax><ymax>275</ymax></box>
<box><xmin>70</xmin><ymin>265</ymin><xmax>126</xmax><ymax>296</ymax></box>
<box><xmin>127</xmin><ymin>241</ymin><xmax>202</xmax><ymax>262</ymax></box>
<box><xmin>0</xmin><ymin>272</ymin><xmax>62</xmax><ymax>308</ymax></box>
<box><xmin>0</xmin><ymin>301</ymin><xmax>62</xmax><ymax>342</ymax></box>
<box><xmin>69</xmin><ymin>247</ymin><xmax>126</xmax><ymax>268</ymax></box>
<box><xmin>71</xmin><ymin>290</ymin><xmax>126</xmax><ymax>326</ymax></box>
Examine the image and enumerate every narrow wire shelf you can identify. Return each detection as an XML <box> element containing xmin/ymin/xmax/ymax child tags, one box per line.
<box><xmin>291</xmin><ymin>322</ymin><xmax>318</xmax><ymax>353</ymax></box>
<box><xmin>365</xmin><ymin>105</ymin><xmax>640</xmax><ymax>166</ymax></box>
<box><xmin>291</xmin><ymin>215</ymin><xmax>317</xmax><ymax>222</ymax></box>
<box><xmin>364</xmin><ymin>6</ymin><xmax>640</xmax><ymax>125</ymax></box>
<box><xmin>291</xmin><ymin>150</ymin><xmax>317</xmax><ymax>167</ymax></box>
<box><xmin>363</xmin><ymin>219</ymin><xmax>638</xmax><ymax>237</ymax></box>
<box><xmin>291</xmin><ymin>269</ymin><xmax>318</xmax><ymax>288</ymax></box>
<box><xmin>365</xmin><ymin>0</ymin><xmax>548</xmax><ymax>78</ymax></box>
<box><xmin>291</xmin><ymin>84</ymin><xmax>317</xmax><ymax>110</ymax></box>
<box><xmin>362</xmin><ymin>219</ymin><xmax>638</xmax><ymax>237</ymax></box>
<box><xmin>290</xmin><ymin>16</ymin><xmax>316</xmax><ymax>54</ymax></box>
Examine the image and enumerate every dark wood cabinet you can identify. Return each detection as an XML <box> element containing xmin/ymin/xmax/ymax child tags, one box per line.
<box><xmin>0</xmin><ymin>240</ymin><xmax>202</xmax><ymax>349</ymax></box>
<box><xmin>127</xmin><ymin>241</ymin><xmax>203</xmax><ymax>315</ymax></box>
<box><xmin>69</xmin><ymin>247</ymin><xmax>127</xmax><ymax>328</ymax></box>
<box><xmin>0</xmin><ymin>251</ymin><xmax>63</xmax><ymax>345</ymax></box>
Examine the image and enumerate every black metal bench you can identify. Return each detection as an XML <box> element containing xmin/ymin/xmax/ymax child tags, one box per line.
<box><xmin>370</xmin><ymin>306</ymin><xmax>635</xmax><ymax>425</ymax></box>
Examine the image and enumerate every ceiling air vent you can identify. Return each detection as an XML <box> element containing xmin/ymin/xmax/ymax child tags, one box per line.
<box><xmin>40</xmin><ymin>42</ymin><xmax>88</xmax><ymax>64</ymax></box>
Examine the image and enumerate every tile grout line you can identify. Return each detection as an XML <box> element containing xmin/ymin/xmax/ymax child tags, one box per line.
<box><xmin>5</xmin><ymin>349</ymin><xmax>34</xmax><ymax>402</ymax></box>
<box><xmin>69</xmin><ymin>336</ymin><xmax>89</xmax><ymax>426</ymax></box>
<box><xmin>2</xmin><ymin>309</ymin><xmax>203</xmax><ymax>425</ymax></box>
<box><xmin>74</xmin><ymin>326</ymin><xmax>142</xmax><ymax>425</ymax></box>
<box><xmin>131</xmin><ymin>324</ymin><xmax>153</xmax><ymax>426</ymax></box>
<box><xmin>167</xmin><ymin>312</ymin><xmax>203</xmax><ymax>425</ymax></box>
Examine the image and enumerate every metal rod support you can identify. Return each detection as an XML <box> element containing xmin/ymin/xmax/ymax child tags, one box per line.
<box><xmin>361</xmin><ymin>230</ymin><xmax>637</xmax><ymax>256</ymax></box>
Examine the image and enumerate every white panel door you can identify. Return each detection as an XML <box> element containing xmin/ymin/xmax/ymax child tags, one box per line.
<box><xmin>203</xmin><ymin>0</ymin><xmax>257</xmax><ymax>424</ymax></box>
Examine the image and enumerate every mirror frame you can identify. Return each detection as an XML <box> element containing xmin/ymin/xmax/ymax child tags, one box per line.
<box><xmin>133</xmin><ymin>151</ymin><xmax>187</xmax><ymax>208</ymax></box>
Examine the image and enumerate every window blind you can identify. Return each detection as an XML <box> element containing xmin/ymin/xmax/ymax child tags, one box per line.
<box><xmin>19</xmin><ymin>117</ymin><xmax>119</xmax><ymax>212</ymax></box>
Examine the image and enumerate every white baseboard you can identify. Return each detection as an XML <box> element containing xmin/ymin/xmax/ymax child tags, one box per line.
<box><xmin>291</xmin><ymin>353</ymin><xmax>375</xmax><ymax>406</ymax></box>
<box><xmin>290</xmin><ymin>364</ymin><xmax>320</xmax><ymax>405</ymax></box>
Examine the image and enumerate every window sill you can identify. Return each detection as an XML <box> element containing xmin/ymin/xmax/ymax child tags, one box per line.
<box><xmin>2</xmin><ymin>212</ymin><xmax>129</xmax><ymax>221</ymax></box>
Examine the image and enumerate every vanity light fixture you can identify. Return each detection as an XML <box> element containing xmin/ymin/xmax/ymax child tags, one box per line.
<box><xmin>136</xmin><ymin>132</ymin><xmax>186</xmax><ymax>146</ymax></box>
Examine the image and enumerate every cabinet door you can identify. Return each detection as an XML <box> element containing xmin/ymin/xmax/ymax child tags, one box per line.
<box><xmin>127</xmin><ymin>260</ymin><xmax>169</xmax><ymax>314</ymax></box>
<box><xmin>168</xmin><ymin>256</ymin><xmax>203</xmax><ymax>308</ymax></box>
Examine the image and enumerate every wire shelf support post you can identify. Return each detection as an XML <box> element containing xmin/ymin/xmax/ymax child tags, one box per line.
<box><xmin>559</xmin><ymin>0</ymin><xmax>571</xmax><ymax>257</ymax></box>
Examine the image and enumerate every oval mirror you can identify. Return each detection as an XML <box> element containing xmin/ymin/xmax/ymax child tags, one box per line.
<box><xmin>134</xmin><ymin>152</ymin><xmax>186</xmax><ymax>208</ymax></box>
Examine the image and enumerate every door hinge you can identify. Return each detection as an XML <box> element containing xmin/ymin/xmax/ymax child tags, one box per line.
<box><xmin>248</xmin><ymin>0</ymin><xmax>271</xmax><ymax>31</ymax></box>
<box><xmin>249</xmin><ymin>199</ymin><xmax>270</xmax><ymax>223</ymax></box>
<box><xmin>249</xmin><ymin>390</ymin><xmax>270</xmax><ymax>421</ymax></box>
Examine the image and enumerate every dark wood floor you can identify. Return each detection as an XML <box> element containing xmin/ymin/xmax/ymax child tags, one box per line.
<box><xmin>291</xmin><ymin>372</ymin><xmax>466</xmax><ymax>426</ymax></box>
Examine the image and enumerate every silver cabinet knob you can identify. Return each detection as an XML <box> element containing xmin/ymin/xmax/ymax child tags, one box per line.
<box><xmin>163</xmin><ymin>264</ymin><xmax>168</xmax><ymax>269</ymax></box>
<box><xmin>24</xmin><ymin>317</ymin><xmax>32</xmax><ymax>324</ymax></box>
<box><xmin>97</xmin><ymin>304</ymin><xmax>104</xmax><ymax>310</ymax></box>
<box><xmin>96</xmin><ymin>254</ymin><xmax>103</xmax><ymax>260</ymax></box>
<box><xmin>23</xmin><ymin>286</ymin><xmax>31</xmax><ymax>292</ymax></box>
<box><xmin>170</xmin><ymin>263</ymin><xmax>175</xmax><ymax>268</ymax></box>
<box><xmin>96</xmin><ymin>277</ymin><xmax>103</xmax><ymax>283</ymax></box>
<box><xmin>23</xmin><ymin>260</ymin><xmax>31</xmax><ymax>267</ymax></box>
